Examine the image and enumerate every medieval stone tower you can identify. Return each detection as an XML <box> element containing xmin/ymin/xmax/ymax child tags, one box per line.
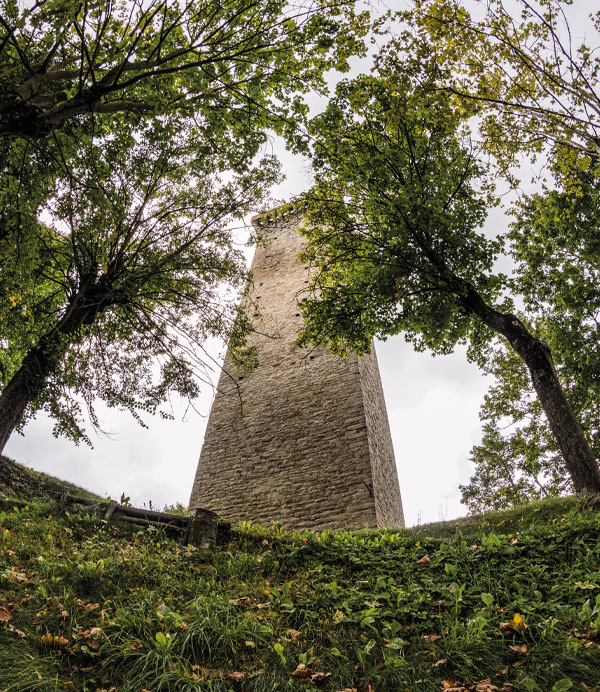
<box><xmin>189</xmin><ymin>211</ymin><xmax>404</xmax><ymax>531</ymax></box>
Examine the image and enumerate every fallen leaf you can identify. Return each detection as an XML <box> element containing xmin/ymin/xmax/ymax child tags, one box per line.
<box><xmin>8</xmin><ymin>624</ymin><xmax>25</xmax><ymax>638</ymax></box>
<box><xmin>433</xmin><ymin>659</ymin><xmax>448</xmax><ymax>667</ymax></box>
<box><xmin>469</xmin><ymin>545</ymin><xmax>479</xmax><ymax>552</ymax></box>
<box><xmin>86</xmin><ymin>603</ymin><xmax>100</xmax><ymax>611</ymax></box>
<box><xmin>500</xmin><ymin>613</ymin><xmax>527</xmax><ymax>634</ymax></box>
<box><xmin>0</xmin><ymin>606</ymin><xmax>12</xmax><ymax>623</ymax></box>
<box><xmin>416</xmin><ymin>554</ymin><xmax>431</xmax><ymax>566</ymax></box>
<box><xmin>56</xmin><ymin>636</ymin><xmax>69</xmax><ymax>647</ymax></box>
<box><xmin>441</xmin><ymin>681</ymin><xmax>465</xmax><ymax>692</ymax></box>
<box><xmin>228</xmin><ymin>599</ymin><xmax>240</xmax><ymax>606</ymax></box>
<box><xmin>61</xmin><ymin>682</ymin><xmax>76</xmax><ymax>691</ymax></box>
<box><xmin>220</xmin><ymin>670</ymin><xmax>245</xmax><ymax>682</ymax></box>
<box><xmin>474</xmin><ymin>681</ymin><xmax>498</xmax><ymax>691</ymax></box>
<box><xmin>41</xmin><ymin>632</ymin><xmax>54</xmax><ymax>645</ymax></box>
<box><xmin>6</xmin><ymin>549</ymin><xmax>15</xmax><ymax>557</ymax></box>
<box><xmin>422</xmin><ymin>633</ymin><xmax>442</xmax><ymax>641</ymax></box>
<box><xmin>508</xmin><ymin>645</ymin><xmax>529</xmax><ymax>655</ymax></box>
<box><xmin>309</xmin><ymin>671</ymin><xmax>331</xmax><ymax>684</ymax></box>
<box><xmin>292</xmin><ymin>664</ymin><xmax>311</xmax><ymax>679</ymax></box>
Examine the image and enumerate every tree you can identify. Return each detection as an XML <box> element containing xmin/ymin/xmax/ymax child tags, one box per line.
<box><xmin>0</xmin><ymin>119</ymin><xmax>279</xmax><ymax>455</ymax></box>
<box><xmin>297</xmin><ymin>72</ymin><xmax>600</xmax><ymax>495</ymax></box>
<box><xmin>391</xmin><ymin>0</ymin><xmax>600</xmax><ymax>172</ymax></box>
<box><xmin>460</xmin><ymin>165</ymin><xmax>600</xmax><ymax>509</ymax></box>
<box><xmin>0</xmin><ymin>0</ymin><xmax>368</xmax><ymax>453</ymax></box>
<box><xmin>0</xmin><ymin>0</ymin><xmax>366</xmax><ymax>140</ymax></box>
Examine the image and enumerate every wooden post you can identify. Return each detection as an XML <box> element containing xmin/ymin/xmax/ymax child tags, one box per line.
<box><xmin>104</xmin><ymin>499</ymin><xmax>119</xmax><ymax>521</ymax></box>
<box><xmin>187</xmin><ymin>508</ymin><xmax>218</xmax><ymax>549</ymax></box>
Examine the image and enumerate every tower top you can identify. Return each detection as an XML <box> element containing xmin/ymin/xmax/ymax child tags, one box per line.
<box><xmin>250</xmin><ymin>201</ymin><xmax>305</xmax><ymax>228</ymax></box>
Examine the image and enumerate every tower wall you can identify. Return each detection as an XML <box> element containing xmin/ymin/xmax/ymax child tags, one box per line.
<box><xmin>189</xmin><ymin>213</ymin><xmax>404</xmax><ymax>531</ymax></box>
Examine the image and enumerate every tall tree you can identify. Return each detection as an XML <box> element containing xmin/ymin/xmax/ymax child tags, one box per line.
<box><xmin>460</xmin><ymin>165</ymin><xmax>600</xmax><ymax>510</ymax></box>
<box><xmin>297</xmin><ymin>73</ymin><xmax>600</xmax><ymax>495</ymax></box>
<box><xmin>0</xmin><ymin>119</ymin><xmax>278</xmax><ymax>455</ymax></box>
<box><xmin>0</xmin><ymin>0</ymin><xmax>368</xmax><ymax>452</ymax></box>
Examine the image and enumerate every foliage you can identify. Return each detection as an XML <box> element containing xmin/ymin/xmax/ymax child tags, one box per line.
<box><xmin>0</xmin><ymin>0</ymin><xmax>369</xmax><ymax>449</ymax></box>
<box><xmin>0</xmin><ymin>0</ymin><xmax>367</xmax><ymax>140</ymax></box>
<box><xmin>461</xmin><ymin>164</ymin><xmax>600</xmax><ymax>511</ymax></box>
<box><xmin>1</xmin><ymin>473</ymin><xmax>600</xmax><ymax>691</ymax></box>
<box><xmin>298</xmin><ymin>73</ymin><xmax>503</xmax><ymax>359</ymax></box>
<box><xmin>0</xmin><ymin>116</ymin><xmax>280</xmax><ymax>446</ymax></box>
<box><xmin>390</xmin><ymin>0</ymin><xmax>600</xmax><ymax>176</ymax></box>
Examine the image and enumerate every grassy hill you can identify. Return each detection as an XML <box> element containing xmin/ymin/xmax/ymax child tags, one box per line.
<box><xmin>1</xmin><ymin>458</ymin><xmax>600</xmax><ymax>692</ymax></box>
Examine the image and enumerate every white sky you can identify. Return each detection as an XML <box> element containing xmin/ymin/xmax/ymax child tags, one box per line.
<box><xmin>6</xmin><ymin>0</ymin><xmax>593</xmax><ymax>528</ymax></box>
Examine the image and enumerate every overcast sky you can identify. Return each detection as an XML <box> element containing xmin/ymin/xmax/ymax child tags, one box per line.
<box><xmin>6</xmin><ymin>0</ymin><xmax>592</xmax><ymax>528</ymax></box>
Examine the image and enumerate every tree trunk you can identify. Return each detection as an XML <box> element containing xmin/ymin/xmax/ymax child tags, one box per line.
<box><xmin>0</xmin><ymin>278</ymin><xmax>106</xmax><ymax>456</ymax></box>
<box><xmin>0</xmin><ymin>336</ymin><xmax>61</xmax><ymax>455</ymax></box>
<box><xmin>461</xmin><ymin>284</ymin><xmax>600</xmax><ymax>495</ymax></box>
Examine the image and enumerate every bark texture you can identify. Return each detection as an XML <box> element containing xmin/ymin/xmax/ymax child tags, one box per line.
<box><xmin>460</xmin><ymin>283</ymin><xmax>600</xmax><ymax>495</ymax></box>
<box><xmin>0</xmin><ymin>277</ymin><xmax>108</xmax><ymax>455</ymax></box>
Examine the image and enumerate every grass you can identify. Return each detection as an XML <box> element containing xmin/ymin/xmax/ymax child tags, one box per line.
<box><xmin>1</xmin><ymin>460</ymin><xmax>600</xmax><ymax>692</ymax></box>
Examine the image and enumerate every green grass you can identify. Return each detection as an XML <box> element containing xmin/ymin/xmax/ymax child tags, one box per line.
<box><xmin>1</xmin><ymin>461</ymin><xmax>600</xmax><ymax>691</ymax></box>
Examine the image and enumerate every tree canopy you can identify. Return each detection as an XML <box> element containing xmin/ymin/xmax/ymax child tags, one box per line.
<box><xmin>0</xmin><ymin>0</ymin><xmax>366</xmax><ymax>140</ymax></box>
<box><xmin>391</xmin><ymin>0</ymin><xmax>600</xmax><ymax>174</ymax></box>
<box><xmin>0</xmin><ymin>0</ymin><xmax>368</xmax><ymax>452</ymax></box>
<box><xmin>0</xmin><ymin>117</ymin><xmax>278</xmax><ymax>453</ymax></box>
<box><xmin>297</xmin><ymin>66</ymin><xmax>600</xmax><ymax>495</ymax></box>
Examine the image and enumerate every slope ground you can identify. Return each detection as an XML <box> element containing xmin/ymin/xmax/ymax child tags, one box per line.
<box><xmin>1</xmin><ymin>457</ymin><xmax>599</xmax><ymax>691</ymax></box>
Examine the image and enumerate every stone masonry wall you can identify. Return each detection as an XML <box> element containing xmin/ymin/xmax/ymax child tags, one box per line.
<box><xmin>189</xmin><ymin>212</ymin><xmax>404</xmax><ymax>531</ymax></box>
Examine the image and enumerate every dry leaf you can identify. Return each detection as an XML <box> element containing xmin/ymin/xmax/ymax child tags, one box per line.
<box><xmin>499</xmin><ymin>613</ymin><xmax>527</xmax><ymax>634</ymax></box>
<box><xmin>8</xmin><ymin>624</ymin><xmax>25</xmax><ymax>638</ymax></box>
<box><xmin>220</xmin><ymin>670</ymin><xmax>245</xmax><ymax>683</ymax></box>
<box><xmin>0</xmin><ymin>606</ymin><xmax>12</xmax><ymax>623</ymax></box>
<box><xmin>416</xmin><ymin>554</ymin><xmax>431</xmax><ymax>566</ymax></box>
<box><xmin>473</xmin><ymin>681</ymin><xmax>498</xmax><ymax>691</ymax></box>
<box><xmin>433</xmin><ymin>659</ymin><xmax>448</xmax><ymax>667</ymax></box>
<box><xmin>41</xmin><ymin>632</ymin><xmax>54</xmax><ymax>645</ymax></box>
<box><xmin>422</xmin><ymin>633</ymin><xmax>442</xmax><ymax>641</ymax></box>
<box><xmin>6</xmin><ymin>549</ymin><xmax>15</xmax><ymax>557</ymax></box>
<box><xmin>61</xmin><ymin>682</ymin><xmax>76</xmax><ymax>691</ymax></box>
<box><xmin>441</xmin><ymin>681</ymin><xmax>466</xmax><ymax>692</ymax></box>
<box><xmin>508</xmin><ymin>645</ymin><xmax>529</xmax><ymax>655</ymax></box>
<box><xmin>291</xmin><ymin>664</ymin><xmax>311</xmax><ymax>679</ymax></box>
<box><xmin>309</xmin><ymin>671</ymin><xmax>331</xmax><ymax>684</ymax></box>
<box><xmin>228</xmin><ymin>599</ymin><xmax>240</xmax><ymax>606</ymax></box>
<box><xmin>56</xmin><ymin>636</ymin><xmax>69</xmax><ymax>647</ymax></box>
<box><xmin>86</xmin><ymin>603</ymin><xmax>100</xmax><ymax>611</ymax></box>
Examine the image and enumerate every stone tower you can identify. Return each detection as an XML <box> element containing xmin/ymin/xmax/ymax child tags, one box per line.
<box><xmin>189</xmin><ymin>211</ymin><xmax>404</xmax><ymax>531</ymax></box>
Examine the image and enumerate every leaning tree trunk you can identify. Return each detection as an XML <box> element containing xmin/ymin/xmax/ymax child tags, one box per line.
<box><xmin>0</xmin><ymin>279</ymin><xmax>106</xmax><ymax>456</ymax></box>
<box><xmin>0</xmin><ymin>334</ymin><xmax>63</xmax><ymax>455</ymax></box>
<box><xmin>461</xmin><ymin>284</ymin><xmax>600</xmax><ymax>495</ymax></box>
